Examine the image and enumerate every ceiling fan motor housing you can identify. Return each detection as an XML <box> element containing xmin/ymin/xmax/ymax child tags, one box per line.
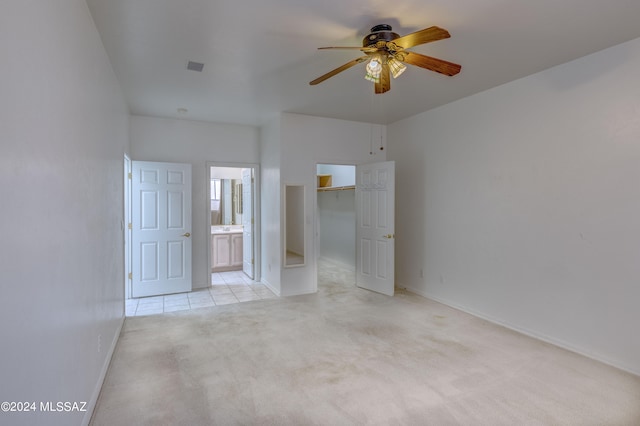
<box><xmin>363</xmin><ymin>24</ymin><xmax>400</xmax><ymax>48</ymax></box>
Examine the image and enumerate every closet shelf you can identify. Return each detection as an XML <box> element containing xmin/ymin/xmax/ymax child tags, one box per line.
<box><xmin>317</xmin><ymin>174</ymin><xmax>332</xmax><ymax>188</ymax></box>
<box><xmin>317</xmin><ymin>185</ymin><xmax>355</xmax><ymax>192</ymax></box>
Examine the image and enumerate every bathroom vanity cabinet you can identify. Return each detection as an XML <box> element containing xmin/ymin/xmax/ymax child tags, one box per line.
<box><xmin>211</xmin><ymin>231</ymin><xmax>243</xmax><ymax>272</ymax></box>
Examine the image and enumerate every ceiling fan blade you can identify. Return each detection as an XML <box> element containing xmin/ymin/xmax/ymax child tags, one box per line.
<box><xmin>401</xmin><ymin>51</ymin><xmax>461</xmax><ymax>76</ymax></box>
<box><xmin>392</xmin><ymin>26</ymin><xmax>451</xmax><ymax>49</ymax></box>
<box><xmin>318</xmin><ymin>46</ymin><xmax>378</xmax><ymax>52</ymax></box>
<box><xmin>375</xmin><ymin>63</ymin><xmax>391</xmax><ymax>94</ymax></box>
<box><xmin>309</xmin><ymin>56</ymin><xmax>369</xmax><ymax>85</ymax></box>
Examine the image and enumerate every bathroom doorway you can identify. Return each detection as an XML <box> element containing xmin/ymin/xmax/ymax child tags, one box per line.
<box><xmin>207</xmin><ymin>163</ymin><xmax>260</xmax><ymax>285</ymax></box>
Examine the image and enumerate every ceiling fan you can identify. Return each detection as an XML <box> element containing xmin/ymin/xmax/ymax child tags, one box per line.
<box><xmin>309</xmin><ymin>24</ymin><xmax>461</xmax><ymax>94</ymax></box>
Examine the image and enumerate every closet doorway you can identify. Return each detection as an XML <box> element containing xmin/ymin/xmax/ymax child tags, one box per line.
<box><xmin>207</xmin><ymin>163</ymin><xmax>260</xmax><ymax>284</ymax></box>
<box><xmin>316</xmin><ymin>164</ymin><xmax>356</xmax><ymax>287</ymax></box>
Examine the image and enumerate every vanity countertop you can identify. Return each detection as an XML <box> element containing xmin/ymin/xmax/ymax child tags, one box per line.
<box><xmin>211</xmin><ymin>226</ymin><xmax>243</xmax><ymax>234</ymax></box>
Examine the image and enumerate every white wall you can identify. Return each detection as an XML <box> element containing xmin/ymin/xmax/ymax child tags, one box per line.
<box><xmin>279</xmin><ymin>113</ymin><xmax>386</xmax><ymax>296</ymax></box>
<box><xmin>130</xmin><ymin>116</ymin><xmax>259</xmax><ymax>289</ymax></box>
<box><xmin>317</xmin><ymin>164</ymin><xmax>356</xmax><ymax>188</ymax></box>
<box><xmin>210</xmin><ymin>166</ymin><xmax>243</xmax><ymax>180</ymax></box>
<box><xmin>388</xmin><ymin>37</ymin><xmax>640</xmax><ymax>375</ymax></box>
<box><xmin>259</xmin><ymin>117</ymin><xmax>282</xmax><ymax>294</ymax></box>
<box><xmin>317</xmin><ymin>190</ymin><xmax>356</xmax><ymax>269</ymax></box>
<box><xmin>0</xmin><ymin>1</ymin><xmax>130</xmax><ymax>425</ymax></box>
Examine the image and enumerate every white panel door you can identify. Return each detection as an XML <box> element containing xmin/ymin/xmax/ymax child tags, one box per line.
<box><xmin>132</xmin><ymin>161</ymin><xmax>192</xmax><ymax>297</ymax></box>
<box><xmin>356</xmin><ymin>161</ymin><xmax>395</xmax><ymax>296</ymax></box>
<box><xmin>241</xmin><ymin>168</ymin><xmax>254</xmax><ymax>279</ymax></box>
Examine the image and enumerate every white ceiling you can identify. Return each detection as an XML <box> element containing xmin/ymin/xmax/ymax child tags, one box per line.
<box><xmin>86</xmin><ymin>0</ymin><xmax>640</xmax><ymax>126</ymax></box>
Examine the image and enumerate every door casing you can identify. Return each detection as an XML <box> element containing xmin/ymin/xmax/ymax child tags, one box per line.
<box><xmin>206</xmin><ymin>162</ymin><xmax>261</xmax><ymax>284</ymax></box>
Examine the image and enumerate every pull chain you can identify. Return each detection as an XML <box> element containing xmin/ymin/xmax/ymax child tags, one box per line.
<box><xmin>370</xmin><ymin>124</ymin><xmax>374</xmax><ymax>155</ymax></box>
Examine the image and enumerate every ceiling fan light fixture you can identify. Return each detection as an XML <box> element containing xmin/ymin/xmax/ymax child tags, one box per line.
<box><xmin>388</xmin><ymin>57</ymin><xmax>407</xmax><ymax>79</ymax></box>
<box><xmin>366</xmin><ymin>56</ymin><xmax>382</xmax><ymax>73</ymax></box>
<box><xmin>364</xmin><ymin>55</ymin><xmax>383</xmax><ymax>83</ymax></box>
<box><xmin>364</xmin><ymin>72</ymin><xmax>380</xmax><ymax>83</ymax></box>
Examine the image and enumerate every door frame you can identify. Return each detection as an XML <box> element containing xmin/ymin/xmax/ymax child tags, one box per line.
<box><xmin>206</xmin><ymin>162</ymin><xmax>261</xmax><ymax>283</ymax></box>
<box><xmin>124</xmin><ymin>154</ymin><xmax>132</xmax><ymax>300</ymax></box>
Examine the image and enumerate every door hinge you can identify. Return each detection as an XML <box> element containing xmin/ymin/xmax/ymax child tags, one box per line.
<box><xmin>251</xmin><ymin>218</ymin><xmax>254</xmax><ymax>224</ymax></box>
<box><xmin>128</xmin><ymin>223</ymin><xmax>132</xmax><ymax>230</ymax></box>
<box><xmin>128</xmin><ymin>272</ymin><xmax>132</xmax><ymax>280</ymax></box>
<box><xmin>251</xmin><ymin>258</ymin><xmax>254</xmax><ymax>265</ymax></box>
<box><xmin>128</xmin><ymin>172</ymin><xmax>132</xmax><ymax>179</ymax></box>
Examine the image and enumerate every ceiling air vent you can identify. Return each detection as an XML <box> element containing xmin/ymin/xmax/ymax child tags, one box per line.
<box><xmin>187</xmin><ymin>61</ymin><xmax>205</xmax><ymax>72</ymax></box>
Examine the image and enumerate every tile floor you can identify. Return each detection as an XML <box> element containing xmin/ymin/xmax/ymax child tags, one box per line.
<box><xmin>126</xmin><ymin>270</ymin><xmax>276</xmax><ymax>316</ymax></box>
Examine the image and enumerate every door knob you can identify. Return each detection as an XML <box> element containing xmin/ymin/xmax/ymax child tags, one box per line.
<box><xmin>182</xmin><ymin>232</ymin><xmax>191</xmax><ymax>237</ymax></box>
<box><xmin>383</xmin><ymin>234</ymin><xmax>394</xmax><ymax>239</ymax></box>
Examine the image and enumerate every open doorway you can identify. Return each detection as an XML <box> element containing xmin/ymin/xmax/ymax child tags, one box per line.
<box><xmin>316</xmin><ymin>164</ymin><xmax>356</xmax><ymax>288</ymax></box>
<box><xmin>207</xmin><ymin>163</ymin><xmax>260</xmax><ymax>286</ymax></box>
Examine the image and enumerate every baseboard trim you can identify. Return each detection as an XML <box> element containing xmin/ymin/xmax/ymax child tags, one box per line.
<box><xmin>192</xmin><ymin>281</ymin><xmax>212</xmax><ymax>291</ymax></box>
<box><xmin>261</xmin><ymin>278</ymin><xmax>280</xmax><ymax>297</ymax></box>
<box><xmin>83</xmin><ymin>316</ymin><xmax>124</xmax><ymax>426</ymax></box>
<box><xmin>403</xmin><ymin>284</ymin><xmax>640</xmax><ymax>378</ymax></box>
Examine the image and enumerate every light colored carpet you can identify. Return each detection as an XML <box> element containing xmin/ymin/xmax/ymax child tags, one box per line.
<box><xmin>91</xmin><ymin>262</ymin><xmax>640</xmax><ymax>425</ymax></box>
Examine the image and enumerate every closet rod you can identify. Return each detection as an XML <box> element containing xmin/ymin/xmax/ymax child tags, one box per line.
<box><xmin>316</xmin><ymin>185</ymin><xmax>355</xmax><ymax>192</ymax></box>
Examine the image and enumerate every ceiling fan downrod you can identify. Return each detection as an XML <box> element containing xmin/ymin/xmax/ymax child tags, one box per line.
<box><xmin>363</xmin><ymin>24</ymin><xmax>400</xmax><ymax>48</ymax></box>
